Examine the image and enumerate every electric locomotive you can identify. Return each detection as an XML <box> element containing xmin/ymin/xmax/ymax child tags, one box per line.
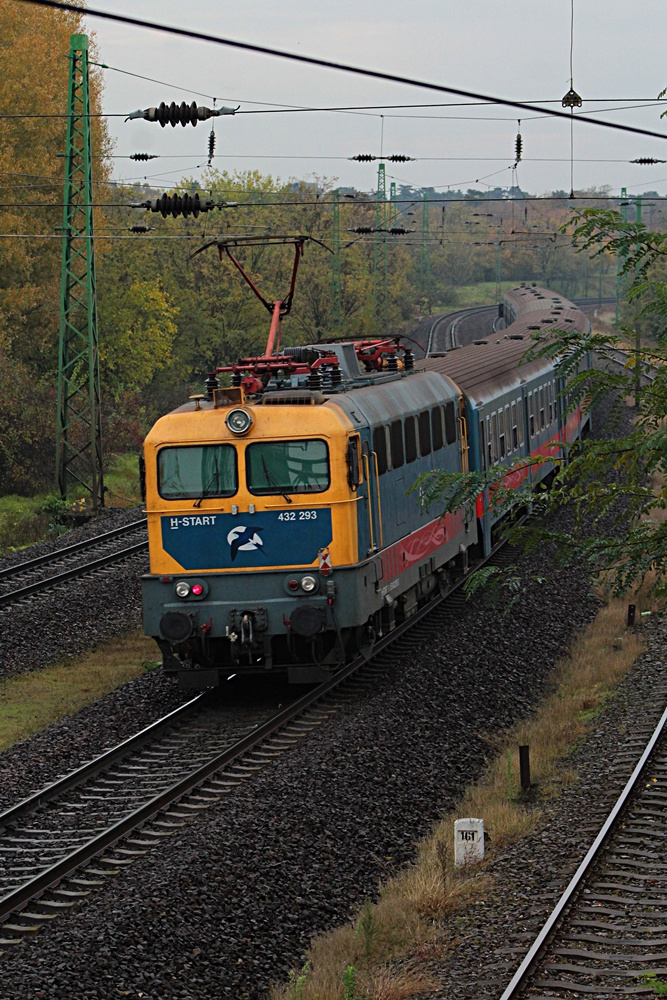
<box><xmin>141</xmin><ymin>280</ymin><xmax>590</xmax><ymax>688</ymax></box>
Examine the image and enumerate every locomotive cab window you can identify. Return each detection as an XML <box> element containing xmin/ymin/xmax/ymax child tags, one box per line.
<box><xmin>247</xmin><ymin>439</ymin><xmax>329</xmax><ymax>495</ymax></box>
<box><xmin>158</xmin><ymin>444</ymin><xmax>237</xmax><ymax>500</ymax></box>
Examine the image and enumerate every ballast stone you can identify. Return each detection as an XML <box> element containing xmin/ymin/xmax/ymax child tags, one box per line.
<box><xmin>454</xmin><ymin>817</ymin><xmax>484</xmax><ymax>867</ymax></box>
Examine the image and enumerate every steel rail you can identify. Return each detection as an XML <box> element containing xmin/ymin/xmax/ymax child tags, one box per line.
<box><xmin>0</xmin><ymin>518</ymin><xmax>147</xmax><ymax>582</ymax></box>
<box><xmin>498</xmin><ymin>700</ymin><xmax>667</xmax><ymax>1000</ymax></box>
<box><xmin>0</xmin><ymin>539</ymin><xmax>148</xmax><ymax>609</ymax></box>
<box><xmin>426</xmin><ymin>304</ymin><xmax>495</xmax><ymax>356</ymax></box>
<box><xmin>0</xmin><ymin>693</ymin><xmax>205</xmax><ymax>832</ymax></box>
<box><xmin>0</xmin><ymin>551</ymin><xmax>495</xmax><ymax>923</ymax></box>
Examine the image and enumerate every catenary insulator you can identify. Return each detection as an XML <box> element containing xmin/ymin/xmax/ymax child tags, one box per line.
<box><xmin>126</xmin><ymin>102</ymin><xmax>237</xmax><ymax>127</ymax></box>
<box><xmin>387</xmin><ymin>155</ymin><xmax>414</xmax><ymax>162</ymax></box>
<box><xmin>350</xmin><ymin>154</ymin><xmax>376</xmax><ymax>162</ymax></box>
<box><xmin>130</xmin><ymin>153</ymin><xmax>159</xmax><ymax>161</ymax></box>
<box><xmin>515</xmin><ymin>133</ymin><xmax>523</xmax><ymax>164</ymax></box>
<box><xmin>348</xmin><ymin>226</ymin><xmax>374</xmax><ymax>234</ymax></box>
<box><xmin>129</xmin><ymin>225</ymin><xmax>150</xmax><ymax>233</ymax></box>
<box><xmin>207</xmin><ymin>129</ymin><xmax>216</xmax><ymax>165</ymax></box>
<box><xmin>631</xmin><ymin>157</ymin><xmax>666</xmax><ymax>165</ymax></box>
<box><xmin>141</xmin><ymin>192</ymin><xmax>216</xmax><ymax>218</ymax></box>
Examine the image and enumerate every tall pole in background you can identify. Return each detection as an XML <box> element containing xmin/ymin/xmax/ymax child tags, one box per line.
<box><xmin>330</xmin><ymin>188</ymin><xmax>342</xmax><ymax>334</ymax></box>
<box><xmin>56</xmin><ymin>33</ymin><xmax>103</xmax><ymax>507</ymax></box>
<box><xmin>389</xmin><ymin>181</ymin><xmax>398</xmax><ymax>227</ymax></box>
<box><xmin>634</xmin><ymin>195</ymin><xmax>642</xmax><ymax>407</ymax></box>
<box><xmin>420</xmin><ymin>191</ymin><xmax>431</xmax><ymax>312</ymax></box>
<box><xmin>615</xmin><ymin>186</ymin><xmax>629</xmax><ymax>326</ymax></box>
<box><xmin>373</xmin><ymin>162</ymin><xmax>388</xmax><ymax>331</ymax></box>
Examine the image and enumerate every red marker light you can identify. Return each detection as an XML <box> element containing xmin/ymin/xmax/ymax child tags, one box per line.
<box><xmin>288</xmin><ymin>580</ymin><xmax>299</xmax><ymax>591</ymax></box>
<box><xmin>191</xmin><ymin>583</ymin><xmax>204</xmax><ymax>596</ymax></box>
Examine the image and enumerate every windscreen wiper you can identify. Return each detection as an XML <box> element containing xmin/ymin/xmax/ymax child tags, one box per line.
<box><xmin>261</xmin><ymin>457</ymin><xmax>292</xmax><ymax>504</ymax></box>
<box><xmin>193</xmin><ymin>472</ymin><xmax>219</xmax><ymax>508</ymax></box>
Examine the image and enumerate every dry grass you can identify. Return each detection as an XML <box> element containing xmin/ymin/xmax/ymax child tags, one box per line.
<box><xmin>273</xmin><ymin>591</ymin><xmax>648</xmax><ymax>1000</ymax></box>
<box><xmin>0</xmin><ymin>629</ymin><xmax>157</xmax><ymax>751</ymax></box>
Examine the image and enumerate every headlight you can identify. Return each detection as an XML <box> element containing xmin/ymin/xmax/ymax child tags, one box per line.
<box><xmin>175</xmin><ymin>581</ymin><xmax>191</xmax><ymax>598</ymax></box>
<box><xmin>300</xmin><ymin>575</ymin><xmax>317</xmax><ymax>593</ymax></box>
<box><xmin>226</xmin><ymin>408</ymin><xmax>253</xmax><ymax>435</ymax></box>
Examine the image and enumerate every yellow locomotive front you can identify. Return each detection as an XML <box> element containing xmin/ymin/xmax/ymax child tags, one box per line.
<box><xmin>141</xmin><ymin>387</ymin><xmax>364</xmax><ymax>686</ymax></box>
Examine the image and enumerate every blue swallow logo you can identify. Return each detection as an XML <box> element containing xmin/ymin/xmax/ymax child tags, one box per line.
<box><xmin>227</xmin><ymin>525</ymin><xmax>264</xmax><ymax>561</ymax></box>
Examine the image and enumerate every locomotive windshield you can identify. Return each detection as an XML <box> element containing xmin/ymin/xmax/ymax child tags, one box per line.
<box><xmin>247</xmin><ymin>439</ymin><xmax>329</xmax><ymax>495</ymax></box>
<box><xmin>158</xmin><ymin>445</ymin><xmax>237</xmax><ymax>500</ymax></box>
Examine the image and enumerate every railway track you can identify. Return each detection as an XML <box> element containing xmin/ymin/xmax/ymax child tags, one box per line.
<box><xmin>498</xmin><ymin>698</ymin><xmax>667</xmax><ymax>998</ymax></box>
<box><xmin>0</xmin><ymin>538</ymin><xmax>517</xmax><ymax>954</ymax></box>
<box><xmin>0</xmin><ymin>518</ymin><xmax>148</xmax><ymax>610</ymax></box>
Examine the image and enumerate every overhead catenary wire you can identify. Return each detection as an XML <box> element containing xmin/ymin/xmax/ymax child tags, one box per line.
<box><xmin>88</xmin><ymin>62</ymin><xmax>667</xmax><ymax>112</ymax></box>
<box><xmin>12</xmin><ymin>0</ymin><xmax>667</xmax><ymax>144</ymax></box>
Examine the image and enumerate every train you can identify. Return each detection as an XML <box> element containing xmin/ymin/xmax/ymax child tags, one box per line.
<box><xmin>140</xmin><ymin>282</ymin><xmax>591</xmax><ymax>688</ymax></box>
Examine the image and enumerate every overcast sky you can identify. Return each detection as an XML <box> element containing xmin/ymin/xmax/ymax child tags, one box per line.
<box><xmin>74</xmin><ymin>0</ymin><xmax>667</xmax><ymax>198</ymax></box>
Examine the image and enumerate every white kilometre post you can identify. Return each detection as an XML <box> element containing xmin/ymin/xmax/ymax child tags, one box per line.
<box><xmin>454</xmin><ymin>818</ymin><xmax>484</xmax><ymax>867</ymax></box>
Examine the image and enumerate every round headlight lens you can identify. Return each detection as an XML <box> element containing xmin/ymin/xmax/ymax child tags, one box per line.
<box><xmin>175</xmin><ymin>581</ymin><xmax>191</xmax><ymax>598</ymax></box>
<box><xmin>226</xmin><ymin>408</ymin><xmax>253</xmax><ymax>435</ymax></box>
<box><xmin>300</xmin><ymin>575</ymin><xmax>317</xmax><ymax>593</ymax></box>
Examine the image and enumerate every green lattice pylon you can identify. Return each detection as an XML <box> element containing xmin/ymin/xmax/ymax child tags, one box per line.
<box><xmin>420</xmin><ymin>191</ymin><xmax>431</xmax><ymax>311</ymax></box>
<box><xmin>56</xmin><ymin>33</ymin><xmax>104</xmax><ymax>507</ymax></box>
<box><xmin>389</xmin><ymin>181</ymin><xmax>398</xmax><ymax>227</ymax></box>
<box><xmin>373</xmin><ymin>163</ymin><xmax>388</xmax><ymax>330</ymax></box>
<box><xmin>330</xmin><ymin>188</ymin><xmax>342</xmax><ymax>333</ymax></box>
<box><xmin>615</xmin><ymin>186</ymin><xmax>629</xmax><ymax>326</ymax></box>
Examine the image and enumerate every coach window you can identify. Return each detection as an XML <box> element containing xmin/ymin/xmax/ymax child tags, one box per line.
<box><xmin>486</xmin><ymin>416</ymin><xmax>493</xmax><ymax>466</ymax></box>
<box><xmin>553</xmin><ymin>380</ymin><xmax>558</xmax><ymax>422</ymax></box>
<box><xmin>547</xmin><ymin>383</ymin><xmax>553</xmax><ymax>424</ymax></box>
<box><xmin>390</xmin><ymin>419</ymin><xmax>404</xmax><ymax>468</ymax></box>
<box><xmin>405</xmin><ymin>415</ymin><xmax>418</xmax><ymax>463</ymax></box>
<box><xmin>247</xmin><ymin>439</ymin><xmax>329</xmax><ymax>495</ymax></box>
<box><xmin>372</xmin><ymin>425</ymin><xmax>388</xmax><ymax>475</ymax></box>
<box><xmin>539</xmin><ymin>386</ymin><xmax>545</xmax><ymax>430</ymax></box>
<box><xmin>518</xmin><ymin>401</ymin><xmax>525</xmax><ymax>446</ymax></box>
<box><xmin>159</xmin><ymin>444</ymin><xmax>237</xmax><ymax>500</ymax></box>
<box><xmin>498</xmin><ymin>407</ymin><xmax>506</xmax><ymax>460</ymax></box>
<box><xmin>444</xmin><ymin>401</ymin><xmax>457</xmax><ymax>445</ymax></box>
<box><xmin>511</xmin><ymin>401</ymin><xmax>518</xmax><ymax>451</ymax></box>
<box><xmin>431</xmin><ymin>407</ymin><xmax>443</xmax><ymax>451</ymax></box>
<box><xmin>505</xmin><ymin>405</ymin><xmax>511</xmax><ymax>453</ymax></box>
<box><xmin>419</xmin><ymin>410</ymin><xmax>431</xmax><ymax>456</ymax></box>
<box><xmin>480</xmin><ymin>419</ymin><xmax>487</xmax><ymax>471</ymax></box>
<box><xmin>528</xmin><ymin>393</ymin><xmax>535</xmax><ymax>437</ymax></box>
<box><xmin>491</xmin><ymin>411</ymin><xmax>499</xmax><ymax>463</ymax></box>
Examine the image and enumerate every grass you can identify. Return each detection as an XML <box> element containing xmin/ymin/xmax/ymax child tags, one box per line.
<box><xmin>273</xmin><ymin>590</ymin><xmax>649</xmax><ymax>1000</ymax></box>
<box><xmin>0</xmin><ymin>452</ymin><xmax>143</xmax><ymax>556</ymax></box>
<box><xmin>0</xmin><ymin>494</ymin><xmax>52</xmax><ymax>555</ymax></box>
<box><xmin>0</xmin><ymin>629</ymin><xmax>157</xmax><ymax>752</ymax></box>
<box><xmin>104</xmin><ymin>452</ymin><xmax>142</xmax><ymax>508</ymax></box>
<box><xmin>432</xmin><ymin>281</ymin><xmax>517</xmax><ymax>311</ymax></box>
